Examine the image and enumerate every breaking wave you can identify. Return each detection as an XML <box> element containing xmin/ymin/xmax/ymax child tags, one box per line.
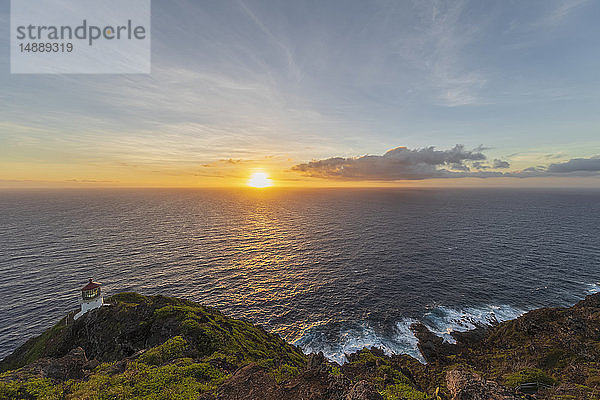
<box><xmin>293</xmin><ymin>318</ymin><xmax>424</xmax><ymax>364</ymax></box>
<box><xmin>421</xmin><ymin>304</ymin><xmax>525</xmax><ymax>344</ymax></box>
<box><xmin>295</xmin><ymin>304</ymin><xmax>524</xmax><ymax>364</ymax></box>
<box><xmin>587</xmin><ymin>282</ymin><xmax>600</xmax><ymax>294</ymax></box>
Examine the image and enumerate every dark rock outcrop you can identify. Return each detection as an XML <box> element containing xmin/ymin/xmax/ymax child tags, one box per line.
<box><xmin>1</xmin><ymin>347</ymin><xmax>89</xmax><ymax>381</ymax></box>
<box><xmin>410</xmin><ymin>322</ymin><xmax>457</xmax><ymax>363</ymax></box>
<box><xmin>345</xmin><ymin>381</ymin><xmax>384</xmax><ymax>400</ymax></box>
<box><xmin>216</xmin><ymin>363</ymin><xmax>282</xmax><ymax>400</ymax></box>
<box><xmin>213</xmin><ymin>354</ymin><xmax>362</xmax><ymax>400</ymax></box>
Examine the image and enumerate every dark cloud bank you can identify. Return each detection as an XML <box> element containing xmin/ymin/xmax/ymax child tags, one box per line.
<box><xmin>292</xmin><ymin>145</ymin><xmax>600</xmax><ymax>181</ymax></box>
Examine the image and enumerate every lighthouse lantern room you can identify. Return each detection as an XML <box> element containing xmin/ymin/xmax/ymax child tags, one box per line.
<box><xmin>74</xmin><ymin>278</ymin><xmax>104</xmax><ymax>320</ymax></box>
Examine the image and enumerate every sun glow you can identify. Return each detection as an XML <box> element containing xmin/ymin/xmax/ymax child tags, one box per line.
<box><xmin>247</xmin><ymin>172</ymin><xmax>273</xmax><ymax>188</ymax></box>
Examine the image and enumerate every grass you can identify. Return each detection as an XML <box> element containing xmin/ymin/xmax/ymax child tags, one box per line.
<box><xmin>0</xmin><ymin>378</ymin><xmax>65</xmax><ymax>400</ymax></box>
<box><xmin>503</xmin><ymin>368</ymin><xmax>557</xmax><ymax>387</ymax></box>
<box><xmin>138</xmin><ymin>336</ymin><xmax>188</xmax><ymax>365</ymax></box>
<box><xmin>0</xmin><ymin>359</ymin><xmax>229</xmax><ymax>400</ymax></box>
<box><xmin>75</xmin><ymin>360</ymin><xmax>228</xmax><ymax>400</ymax></box>
<box><xmin>381</xmin><ymin>383</ymin><xmax>428</xmax><ymax>400</ymax></box>
<box><xmin>269</xmin><ymin>363</ymin><xmax>301</xmax><ymax>384</ymax></box>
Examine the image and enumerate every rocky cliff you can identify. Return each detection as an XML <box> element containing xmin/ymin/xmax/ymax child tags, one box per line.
<box><xmin>1</xmin><ymin>292</ymin><xmax>599</xmax><ymax>399</ymax></box>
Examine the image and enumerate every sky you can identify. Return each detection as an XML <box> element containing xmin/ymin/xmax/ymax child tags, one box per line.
<box><xmin>1</xmin><ymin>0</ymin><xmax>600</xmax><ymax>188</ymax></box>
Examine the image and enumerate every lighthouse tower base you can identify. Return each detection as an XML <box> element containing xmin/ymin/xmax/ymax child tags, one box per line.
<box><xmin>74</xmin><ymin>297</ymin><xmax>104</xmax><ymax>320</ymax></box>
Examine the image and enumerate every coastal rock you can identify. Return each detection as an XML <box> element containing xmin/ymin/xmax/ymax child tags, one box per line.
<box><xmin>281</xmin><ymin>352</ymin><xmax>349</xmax><ymax>400</ymax></box>
<box><xmin>451</xmin><ymin>324</ymin><xmax>489</xmax><ymax>346</ymax></box>
<box><xmin>215</xmin><ymin>359</ymin><xmax>354</xmax><ymax>400</ymax></box>
<box><xmin>306</xmin><ymin>352</ymin><xmax>329</xmax><ymax>375</ymax></box>
<box><xmin>446</xmin><ymin>369</ymin><xmax>518</xmax><ymax>400</ymax></box>
<box><xmin>44</xmin><ymin>347</ymin><xmax>89</xmax><ymax>380</ymax></box>
<box><xmin>1</xmin><ymin>347</ymin><xmax>89</xmax><ymax>381</ymax></box>
<box><xmin>216</xmin><ymin>363</ymin><xmax>282</xmax><ymax>400</ymax></box>
<box><xmin>410</xmin><ymin>322</ymin><xmax>457</xmax><ymax>363</ymax></box>
<box><xmin>345</xmin><ymin>381</ymin><xmax>384</xmax><ymax>400</ymax></box>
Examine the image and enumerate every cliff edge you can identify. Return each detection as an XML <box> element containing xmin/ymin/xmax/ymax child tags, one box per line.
<box><xmin>1</xmin><ymin>292</ymin><xmax>599</xmax><ymax>399</ymax></box>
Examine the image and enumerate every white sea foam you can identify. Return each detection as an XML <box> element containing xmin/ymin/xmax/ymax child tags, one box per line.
<box><xmin>422</xmin><ymin>304</ymin><xmax>525</xmax><ymax>344</ymax></box>
<box><xmin>393</xmin><ymin>318</ymin><xmax>426</xmax><ymax>363</ymax></box>
<box><xmin>294</xmin><ymin>305</ymin><xmax>524</xmax><ymax>364</ymax></box>
<box><xmin>586</xmin><ymin>282</ymin><xmax>600</xmax><ymax>294</ymax></box>
<box><xmin>293</xmin><ymin>318</ymin><xmax>424</xmax><ymax>364</ymax></box>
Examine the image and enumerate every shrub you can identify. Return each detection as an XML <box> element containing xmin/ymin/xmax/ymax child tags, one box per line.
<box><xmin>504</xmin><ymin>368</ymin><xmax>557</xmax><ymax>387</ymax></box>
<box><xmin>270</xmin><ymin>363</ymin><xmax>300</xmax><ymax>384</ymax></box>
<box><xmin>381</xmin><ymin>383</ymin><xmax>428</xmax><ymax>400</ymax></box>
<box><xmin>68</xmin><ymin>361</ymin><xmax>228</xmax><ymax>399</ymax></box>
<box><xmin>0</xmin><ymin>378</ymin><xmax>64</xmax><ymax>400</ymax></box>
<box><xmin>109</xmin><ymin>292</ymin><xmax>151</xmax><ymax>306</ymax></box>
<box><xmin>377</xmin><ymin>364</ymin><xmax>411</xmax><ymax>385</ymax></box>
<box><xmin>139</xmin><ymin>336</ymin><xmax>188</xmax><ymax>365</ymax></box>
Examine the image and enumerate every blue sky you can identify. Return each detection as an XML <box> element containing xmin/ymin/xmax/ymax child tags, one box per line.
<box><xmin>1</xmin><ymin>0</ymin><xmax>599</xmax><ymax>186</ymax></box>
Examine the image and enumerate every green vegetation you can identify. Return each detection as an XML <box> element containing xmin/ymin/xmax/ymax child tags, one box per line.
<box><xmin>377</xmin><ymin>364</ymin><xmax>412</xmax><ymax>385</ymax></box>
<box><xmin>0</xmin><ymin>360</ymin><xmax>229</xmax><ymax>400</ymax></box>
<box><xmin>138</xmin><ymin>336</ymin><xmax>188</xmax><ymax>365</ymax></box>
<box><xmin>0</xmin><ymin>378</ymin><xmax>64</xmax><ymax>400</ymax></box>
<box><xmin>68</xmin><ymin>360</ymin><xmax>228</xmax><ymax>400</ymax></box>
<box><xmin>381</xmin><ymin>383</ymin><xmax>428</xmax><ymax>400</ymax></box>
<box><xmin>503</xmin><ymin>368</ymin><xmax>557</xmax><ymax>387</ymax></box>
<box><xmin>108</xmin><ymin>292</ymin><xmax>152</xmax><ymax>307</ymax></box>
<box><xmin>151</xmin><ymin>301</ymin><xmax>305</xmax><ymax>367</ymax></box>
<box><xmin>342</xmin><ymin>349</ymin><xmax>430</xmax><ymax>400</ymax></box>
<box><xmin>269</xmin><ymin>363</ymin><xmax>300</xmax><ymax>384</ymax></box>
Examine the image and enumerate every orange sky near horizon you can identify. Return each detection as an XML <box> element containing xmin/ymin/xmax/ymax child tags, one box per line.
<box><xmin>2</xmin><ymin>164</ymin><xmax>600</xmax><ymax>189</ymax></box>
<box><xmin>2</xmin><ymin>145</ymin><xmax>600</xmax><ymax>189</ymax></box>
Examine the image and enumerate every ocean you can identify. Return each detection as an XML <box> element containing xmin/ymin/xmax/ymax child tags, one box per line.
<box><xmin>1</xmin><ymin>188</ymin><xmax>599</xmax><ymax>363</ymax></box>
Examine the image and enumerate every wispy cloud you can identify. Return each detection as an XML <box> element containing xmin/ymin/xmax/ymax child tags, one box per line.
<box><xmin>504</xmin><ymin>0</ymin><xmax>591</xmax><ymax>43</ymax></box>
<box><xmin>385</xmin><ymin>0</ymin><xmax>488</xmax><ymax>106</ymax></box>
<box><xmin>533</xmin><ymin>0</ymin><xmax>590</xmax><ymax>29</ymax></box>
<box><xmin>422</xmin><ymin>1</ymin><xmax>487</xmax><ymax>106</ymax></box>
<box><xmin>237</xmin><ymin>0</ymin><xmax>301</xmax><ymax>83</ymax></box>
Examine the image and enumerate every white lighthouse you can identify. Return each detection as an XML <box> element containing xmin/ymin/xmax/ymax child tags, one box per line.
<box><xmin>74</xmin><ymin>278</ymin><xmax>104</xmax><ymax>320</ymax></box>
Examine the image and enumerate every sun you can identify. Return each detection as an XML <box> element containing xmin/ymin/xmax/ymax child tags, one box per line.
<box><xmin>247</xmin><ymin>172</ymin><xmax>273</xmax><ymax>188</ymax></box>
